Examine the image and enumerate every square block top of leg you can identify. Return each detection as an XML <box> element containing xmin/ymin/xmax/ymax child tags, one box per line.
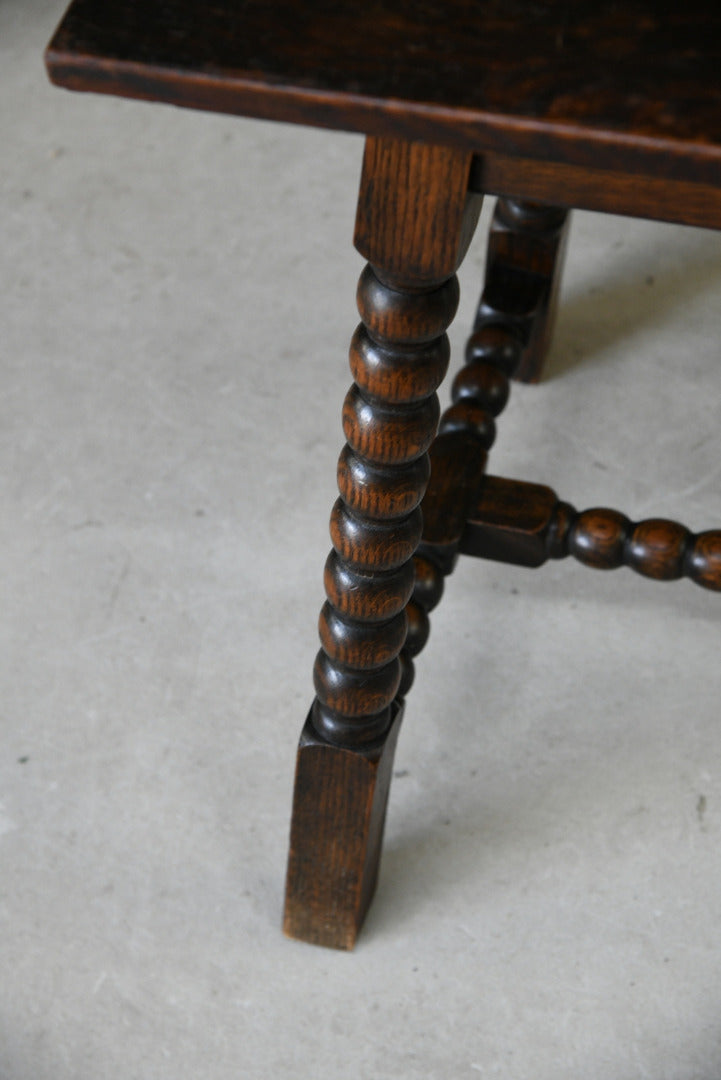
<box><xmin>46</xmin><ymin>1</ymin><xmax>721</xmax><ymax>184</ymax></box>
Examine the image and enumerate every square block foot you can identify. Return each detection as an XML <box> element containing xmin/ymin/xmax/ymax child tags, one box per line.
<box><xmin>283</xmin><ymin>703</ymin><xmax>403</xmax><ymax>950</ymax></box>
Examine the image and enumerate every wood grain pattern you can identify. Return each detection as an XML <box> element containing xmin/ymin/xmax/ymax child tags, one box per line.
<box><xmin>472</xmin><ymin>199</ymin><xmax>570</xmax><ymax>383</ymax></box>
<box><xmin>46</xmin><ymin>0</ymin><xmax>721</xmax><ymax>186</ymax></box>
<box><xmin>310</xmin><ymin>139</ymin><xmax>476</xmax><ymax>751</ymax></box>
<box><xmin>400</xmin><ymin>317</ymin><xmax>524</xmax><ymax>692</ymax></box>
<box><xmin>460</xmin><ymin>476</ymin><xmax>574</xmax><ymax>567</ymax></box>
<box><xmin>283</xmin><ymin>705</ymin><xmax>402</xmax><ymax>950</ymax></box>
<box><xmin>462</xmin><ymin>476</ymin><xmax>721</xmax><ymax>591</ymax></box>
<box><xmin>44</xmin><ymin>0</ymin><xmax>721</xmax><ymax>952</ymax></box>
<box><xmin>354</xmin><ymin>139</ymin><xmax>481</xmax><ymax>285</ymax></box>
<box><xmin>472</xmin><ymin>152</ymin><xmax>721</xmax><ymax>231</ymax></box>
<box><xmin>285</xmin><ymin>139</ymin><xmax>478</xmax><ymax>948</ymax></box>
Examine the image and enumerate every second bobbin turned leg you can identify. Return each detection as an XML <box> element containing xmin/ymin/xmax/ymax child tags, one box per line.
<box><xmin>283</xmin><ymin>137</ymin><xmax>481</xmax><ymax>950</ymax></box>
<box><xmin>474</xmin><ymin>198</ymin><xmax>570</xmax><ymax>383</ymax></box>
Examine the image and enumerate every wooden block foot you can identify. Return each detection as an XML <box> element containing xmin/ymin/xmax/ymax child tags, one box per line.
<box><xmin>283</xmin><ymin>703</ymin><xmax>403</xmax><ymax>950</ymax></box>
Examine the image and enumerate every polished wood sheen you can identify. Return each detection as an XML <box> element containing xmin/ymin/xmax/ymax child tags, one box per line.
<box><xmin>283</xmin><ymin>706</ymin><xmax>403</xmax><ymax>950</ymax></box>
<box><xmin>284</xmin><ymin>139</ymin><xmax>480</xmax><ymax>948</ymax></box>
<box><xmin>473</xmin><ymin>200</ymin><xmax>570</xmax><ymax>383</ymax></box>
<box><xmin>310</xmin><ymin>138</ymin><xmax>478</xmax><ymax>749</ymax></box>
<box><xmin>47</xmin><ymin>1</ymin><xmax>721</xmax><ymax>188</ymax></box>
<box><xmin>472</xmin><ymin>152</ymin><xmax>721</xmax><ymax>231</ymax></box>
<box><xmin>398</xmin><ymin>195</ymin><xmax>574</xmax><ymax>688</ymax></box>
<box><xmin>45</xmin><ymin>1</ymin><xmax>721</xmax><ymax>952</ymax></box>
<box><xmin>462</xmin><ymin>476</ymin><xmax>721</xmax><ymax>591</ymax></box>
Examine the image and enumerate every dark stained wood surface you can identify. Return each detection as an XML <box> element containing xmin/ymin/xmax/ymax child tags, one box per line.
<box><xmin>461</xmin><ymin>475</ymin><xmax>721</xmax><ymax>590</ymax></box>
<box><xmin>283</xmin><ymin>705</ymin><xmax>403</xmax><ymax>950</ymax></box>
<box><xmin>472</xmin><ymin>199</ymin><xmax>570</xmax><ymax>382</ymax></box>
<box><xmin>285</xmin><ymin>139</ymin><xmax>479</xmax><ymax>947</ymax></box>
<box><xmin>472</xmin><ymin>151</ymin><xmax>721</xmax><ymax>230</ymax></box>
<box><xmin>312</xmin><ymin>137</ymin><xmax>477</xmax><ymax>751</ymax></box>
<box><xmin>46</xmin><ymin>0</ymin><xmax>721</xmax><ymax>183</ymax></box>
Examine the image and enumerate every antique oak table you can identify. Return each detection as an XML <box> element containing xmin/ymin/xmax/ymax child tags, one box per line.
<box><xmin>46</xmin><ymin>1</ymin><xmax>721</xmax><ymax>949</ymax></box>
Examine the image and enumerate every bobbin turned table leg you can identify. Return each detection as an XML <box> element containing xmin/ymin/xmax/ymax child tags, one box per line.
<box><xmin>474</xmin><ymin>199</ymin><xmax>570</xmax><ymax>383</ymax></box>
<box><xmin>283</xmin><ymin>137</ymin><xmax>481</xmax><ymax>949</ymax></box>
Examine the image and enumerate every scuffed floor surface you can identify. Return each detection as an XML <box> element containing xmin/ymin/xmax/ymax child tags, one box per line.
<box><xmin>2</xmin><ymin>2</ymin><xmax>721</xmax><ymax>1077</ymax></box>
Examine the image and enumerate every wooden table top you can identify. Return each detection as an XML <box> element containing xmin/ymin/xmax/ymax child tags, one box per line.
<box><xmin>46</xmin><ymin>0</ymin><xmax>721</xmax><ymax>184</ymax></box>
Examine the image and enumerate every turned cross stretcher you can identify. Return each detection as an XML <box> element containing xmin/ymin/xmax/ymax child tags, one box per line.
<box><xmin>46</xmin><ymin>0</ymin><xmax>721</xmax><ymax>951</ymax></box>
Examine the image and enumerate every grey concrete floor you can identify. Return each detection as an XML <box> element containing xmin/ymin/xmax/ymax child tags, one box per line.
<box><xmin>3</xmin><ymin>2</ymin><xmax>721</xmax><ymax>1077</ymax></box>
